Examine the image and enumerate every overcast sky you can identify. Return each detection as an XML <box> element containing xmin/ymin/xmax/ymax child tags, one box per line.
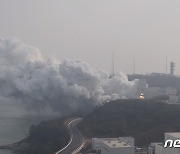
<box><xmin>0</xmin><ymin>0</ymin><xmax>180</xmax><ymax>74</ymax></box>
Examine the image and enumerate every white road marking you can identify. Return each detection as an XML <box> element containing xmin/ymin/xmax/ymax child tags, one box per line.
<box><xmin>55</xmin><ymin>118</ymin><xmax>82</xmax><ymax>154</ymax></box>
<box><xmin>71</xmin><ymin>125</ymin><xmax>85</xmax><ymax>154</ymax></box>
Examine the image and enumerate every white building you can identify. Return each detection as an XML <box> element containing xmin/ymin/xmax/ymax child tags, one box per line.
<box><xmin>148</xmin><ymin>132</ymin><xmax>180</xmax><ymax>154</ymax></box>
<box><xmin>165</xmin><ymin>132</ymin><xmax>180</xmax><ymax>141</ymax></box>
<box><xmin>92</xmin><ymin>137</ymin><xmax>134</xmax><ymax>154</ymax></box>
<box><xmin>101</xmin><ymin>140</ymin><xmax>134</xmax><ymax>154</ymax></box>
<box><xmin>92</xmin><ymin>138</ymin><xmax>106</xmax><ymax>152</ymax></box>
<box><xmin>148</xmin><ymin>143</ymin><xmax>164</xmax><ymax>154</ymax></box>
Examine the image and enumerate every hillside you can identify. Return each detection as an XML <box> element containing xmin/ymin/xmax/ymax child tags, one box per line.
<box><xmin>15</xmin><ymin>117</ymin><xmax>69</xmax><ymax>154</ymax></box>
<box><xmin>79</xmin><ymin>99</ymin><xmax>180</xmax><ymax>147</ymax></box>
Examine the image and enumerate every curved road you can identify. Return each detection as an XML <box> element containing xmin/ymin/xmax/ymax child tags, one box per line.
<box><xmin>55</xmin><ymin>118</ymin><xmax>85</xmax><ymax>154</ymax></box>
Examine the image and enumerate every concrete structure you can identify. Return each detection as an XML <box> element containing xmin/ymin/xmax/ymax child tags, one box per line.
<box><xmin>148</xmin><ymin>143</ymin><xmax>164</xmax><ymax>154</ymax></box>
<box><xmin>148</xmin><ymin>132</ymin><xmax>180</xmax><ymax>154</ymax></box>
<box><xmin>101</xmin><ymin>140</ymin><xmax>134</xmax><ymax>154</ymax></box>
<box><xmin>165</xmin><ymin>132</ymin><xmax>180</xmax><ymax>140</ymax></box>
<box><xmin>92</xmin><ymin>138</ymin><xmax>105</xmax><ymax>152</ymax></box>
<box><xmin>92</xmin><ymin>137</ymin><xmax>134</xmax><ymax>153</ymax></box>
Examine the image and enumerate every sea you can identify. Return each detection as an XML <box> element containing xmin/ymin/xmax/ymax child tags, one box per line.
<box><xmin>0</xmin><ymin>117</ymin><xmax>48</xmax><ymax>154</ymax></box>
<box><xmin>0</xmin><ymin>102</ymin><xmax>50</xmax><ymax>154</ymax></box>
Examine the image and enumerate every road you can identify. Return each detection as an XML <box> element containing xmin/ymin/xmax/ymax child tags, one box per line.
<box><xmin>55</xmin><ymin>118</ymin><xmax>85</xmax><ymax>154</ymax></box>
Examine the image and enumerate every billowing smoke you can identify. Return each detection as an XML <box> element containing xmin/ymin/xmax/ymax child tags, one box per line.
<box><xmin>0</xmin><ymin>37</ymin><xmax>140</xmax><ymax>115</ymax></box>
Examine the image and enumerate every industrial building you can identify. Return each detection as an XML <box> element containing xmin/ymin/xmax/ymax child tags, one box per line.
<box><xmin>148</xmin><ymin>132</ymin><xmax>180</xmax><ymax>154</ymax></box>
<box><xmin>92</xmin><ymin>137</ymin><xmax>134</xmax><ymax>154</ymax></box>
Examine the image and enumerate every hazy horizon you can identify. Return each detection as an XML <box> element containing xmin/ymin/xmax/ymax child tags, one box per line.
<box><xmin>0</xmin><ymin>0</ymin><xmax>180</xmax><ymax>74</ymax></box>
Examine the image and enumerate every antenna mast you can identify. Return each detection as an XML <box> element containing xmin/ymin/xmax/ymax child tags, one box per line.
<box><xmin>166</xmin><ymin>56</ymin><xmax>167</xmax><ymax>74</ymax></box>
<box><xmin>112</xmin><ymin>52</ymin><xmax>115</xmax><ymax>76</ymax></box>
<box><xmin>133</xmin><ymin>53</ymin><xmax>136</xmax><ymax>74</ymax></box>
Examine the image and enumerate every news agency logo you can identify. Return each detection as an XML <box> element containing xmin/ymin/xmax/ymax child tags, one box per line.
<box><xmin>164</xmin><ymin>140</ymin><xmax>180</xmax><ymax>148</ymax></box>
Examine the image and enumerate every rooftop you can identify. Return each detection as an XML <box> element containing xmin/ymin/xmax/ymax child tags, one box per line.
<box><xmin>103</xmin><ymin>140</ymin><xmax>132</xmax><ymax>148</ymax></box>
<box><xmin>150</xmin><ymin>142</ymin><xmax>164</xmax><ymax>147</ymax></box>
<box><xmin>166</xmin><ymin>132</ymin><xmax>180</xmax><ymax>138</ymax></box>
<box><xmin>93</xmin><ymin>137</ymin><xmax>134</xmax><ymax>141</ymax></box>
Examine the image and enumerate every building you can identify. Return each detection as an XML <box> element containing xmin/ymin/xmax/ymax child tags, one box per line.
<box><xmin>148</xmin><ymin>132</ymin><xmax>180</xmax><ymax>154</ymax></box>
<box><xmin>101</xmin><ymin>140</ymin><xmax>134</xmax><ymax>154</ymax></box>
<box><xmin>92</xmin><ymin>137</ymin><xmax>134</xmax><ymax>154</ymax></box>
<box><xmin>148</xmin><ymin>143</ymin><xmax>164</xmax><ymax>154</ymax></box>
<box><xmin>92</xmin><ymin>138</ymin><xmax>105</xmax><ymax>152</ymax></box>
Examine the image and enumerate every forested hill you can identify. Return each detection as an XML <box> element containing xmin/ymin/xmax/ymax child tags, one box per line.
<box><xmin>79</xmin><ymin>99</ymin><xmax>180</xmax><ymax>146</ymax></box>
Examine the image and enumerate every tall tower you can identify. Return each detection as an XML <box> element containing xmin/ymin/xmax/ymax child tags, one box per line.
<box><xmin>170</xmin><ymin>62</ymin><xmax>175</xmax><ymax>76</ymax></box>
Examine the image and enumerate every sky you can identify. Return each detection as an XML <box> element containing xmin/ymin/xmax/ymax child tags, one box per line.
<box><xmin>0</xmin><ymin>0</ymin><xmax>180</xmax><ymax>75</ymax></box>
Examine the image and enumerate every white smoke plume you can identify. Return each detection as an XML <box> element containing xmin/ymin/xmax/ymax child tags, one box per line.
<box><xmin>0</xmin><ymin>37</ymin><xmax>140</xmax><ymax>115</ymax></box>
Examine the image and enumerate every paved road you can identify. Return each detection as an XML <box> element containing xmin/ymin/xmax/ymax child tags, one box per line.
<box><xmin>55</xmin><ymin>118</ymin><xmax>85</xmax><ymax>154</ymax></box>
